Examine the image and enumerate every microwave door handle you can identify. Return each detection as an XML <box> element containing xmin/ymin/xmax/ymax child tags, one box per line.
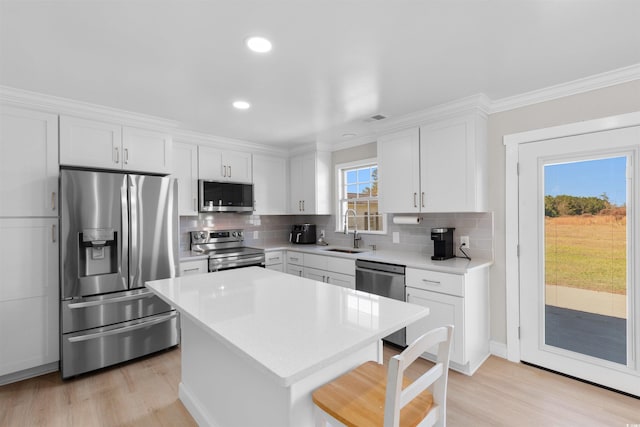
<box><xmin>296</xmin><ymin>232</ymin><xmax>301</xmax><ymax>243</ymax></box>
<box><xmin>289</xmin><ymin>232</ymin><xmax>293</xmax><ymax>243</ymax></box>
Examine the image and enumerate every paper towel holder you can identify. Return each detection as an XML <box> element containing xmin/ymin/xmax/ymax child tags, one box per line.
<box><xmin>392</xmin><ymin>215</ymin><xmax>423</xmax><ymax>225</ymax></box>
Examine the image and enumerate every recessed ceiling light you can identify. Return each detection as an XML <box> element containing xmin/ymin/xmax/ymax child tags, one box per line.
<box><xmin>342</xmin><ymin>133</ymin><xmax>357</xmax><ymax>138</ymax></box>
<box><xmin>245</xmin><ymin>36</ymin><xmax>272</xmax><ymax>53</ymax></box>
<box><xmin>233</xmin><ymin>100</ymin><xmax>251</xmax><ymax>110</ymax></box>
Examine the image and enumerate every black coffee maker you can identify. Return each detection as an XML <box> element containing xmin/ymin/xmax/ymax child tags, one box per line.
<box><xmin>431</xmin><ymin>227</ymin><xmax>455</xmax><ymax>260</ymax></box>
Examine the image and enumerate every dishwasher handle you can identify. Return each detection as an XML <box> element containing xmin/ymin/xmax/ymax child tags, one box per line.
<box><xmin>356</xmin><ymin>266</ymin><xmax>406</xmax><ymax>279</ymax></box>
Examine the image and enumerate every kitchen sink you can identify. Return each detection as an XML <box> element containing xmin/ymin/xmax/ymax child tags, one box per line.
<box><xmin>323</xmin><ymin>248</ymin><xmax>365</xmax><ymax>254</ymax></box>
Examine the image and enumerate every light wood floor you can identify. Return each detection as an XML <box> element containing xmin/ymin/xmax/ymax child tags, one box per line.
<box><xmin>1</xmin><ymin>346</ymin><xmax>638</xmax><ymax>426</ymax></box>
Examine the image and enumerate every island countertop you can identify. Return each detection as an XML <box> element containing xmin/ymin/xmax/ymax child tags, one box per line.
<box><xmin>146</xmin><ymin>267</ymin><xmax>428</xmax><ymax>387</ymax></box>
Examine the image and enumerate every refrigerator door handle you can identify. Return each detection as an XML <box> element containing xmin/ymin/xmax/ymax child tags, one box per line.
<box><xmin>121</xmin><ymin>176</ymin><xmax>130</xmax><ymax>286</ymax></box>
<box><xmin>67</xmin><ymin>312</ymin><xmax>178</xmax><ymax>343</ymax></box>
<box><xmin>128</xmin><ymin>175</ymin><xmax>139</xmax><ymax>287</ymax></box>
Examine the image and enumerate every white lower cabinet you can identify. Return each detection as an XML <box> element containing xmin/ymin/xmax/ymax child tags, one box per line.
<box><xmin>300</xmin><ymin>253</ymin><xmax>356</xmax><ymax>289</ymax></box>
<box><xmin>405</xmin><ymin>266</ymin><xmax>489</xmax><ymax>375</ymax></box>
<box><xmin>0</xmin><ymin>218</ymin><xmax>59</xmax><ymax>378</ymax></box>
<box><xmin>265</xmin><ymin>251</ymin><xmax>284</xmax><ymax>272</ymax></box>
<box><xmin>179</xmin><ymin>259</ymin><xmax>208</xmax><ymax>276</ymax></box>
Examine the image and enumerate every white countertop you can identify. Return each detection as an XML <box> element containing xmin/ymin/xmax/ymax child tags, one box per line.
<box><xmin>146</xmin><ymin>267</ymin><xmax>428</xmax><ymax>386</ymax></box>
<box><xmin>257</xmin><ymin>243</ymin><xmax>492</xmax><ymax>274</ymax></box>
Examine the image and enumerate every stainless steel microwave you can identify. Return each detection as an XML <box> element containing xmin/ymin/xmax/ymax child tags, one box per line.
<box><xmin>198</xmin><ymin>180</ymin><xmax>254</xmax><ymax>212</ymax></box>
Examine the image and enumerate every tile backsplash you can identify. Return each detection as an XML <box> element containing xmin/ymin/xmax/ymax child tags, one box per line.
<box><xmin>180</xmin><ymin>212</ymin><xmax>494</xmax><ymax>260</ymax></box>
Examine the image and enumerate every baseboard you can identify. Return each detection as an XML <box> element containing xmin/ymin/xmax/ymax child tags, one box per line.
<box><xmin>490</xmin><ymin>340</ymin><xmax>508</xmax><ymax>359</ymax></box>
<box><xmin>0</xmin><ymin>362</ymin><xmax>59</xmax><ymax>386</ymax></box>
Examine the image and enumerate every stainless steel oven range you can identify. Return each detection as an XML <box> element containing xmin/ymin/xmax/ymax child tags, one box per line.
<box><xmin>190</xmin><ymin>229</ymin><xmax>265</xmax><ymax>271</ymax></box>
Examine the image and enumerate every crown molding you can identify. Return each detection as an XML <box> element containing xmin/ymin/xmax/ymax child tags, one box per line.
<box><xmin>174</xmin><ymin>128</ymin><xmax>288</xmax><ymax>156</ymax></box>
<box><xmin>0</xmin><ymin>85</ymin><xmax>180</xmax><ymax>130</ymax></box>
<box><xmin>490</xmin><ymin>63</ymin><xmax>640</xmax><ymax>113</ymax></box>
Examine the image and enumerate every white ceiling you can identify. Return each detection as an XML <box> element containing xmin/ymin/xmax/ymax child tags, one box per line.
<box><xmin>1</xmin><ymin>0</ymin><xmax>640</xmax><ymax>148</ymax></box>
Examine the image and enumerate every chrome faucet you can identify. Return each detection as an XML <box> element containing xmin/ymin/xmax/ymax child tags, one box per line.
<box><xmin>344</xmin><ymin>208</ymin><xmax>362</xmax><ymax>249</ymax></box>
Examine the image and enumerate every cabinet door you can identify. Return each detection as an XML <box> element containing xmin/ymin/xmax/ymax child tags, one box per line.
<box><xmin>304</xmin><ymin>267</ymin><xmax>327</xmax><ymax>283</ymax></box>
<box><xmin>0</xmin><ymin>218</ymin><xmax>59</xmax><ymax>375</ymax></box>
<box><xmin>224</xmin><ymin>151</ymin><xmax>252</xmax><ymax>183</ymax></box>
<box><xmin>289</xmin><ymin>154</ymin><xmax>305</xmax><ymax>213</ymax></box>
<box><xmin>265</xmin><ymin>251</ymin><xmax>284</xmax><ymax>266</ymax></box>
<box><xmin>179</xmin><ymin>259</ymin><xmax>208</xmax><ymax>276</ymax></box>
<box><xmin>266</xmin><ymin>264</ymin><xmax>284</xmax><ymax>272</ymax></box>
<box><xmin>378</xmin><ymin>128</ymin><xmax>421</xmax><ymax>213</ymax></box>
<box><xmin>60</xmin><ymin>115</ymin><xmax>122</xmax><ymax>170</ymax></box>
<box><xmin>173</xmin><ymin>142</ymin><xmax>199</xmax><ymax>215</ymax></box>
<box><xmin>406</xmin><ymin>287</ymin><xmax>464</xmax><ymax>365</ymax></box>
<box><xmin>198</xmin><ymin>146</ymin><xmax>224</xmax><ymax>180</ymax></box>
<box><xmin>420</xmin><ymin>117</ymin><xmax>470</xmax><ymax>212</ymax></box>
<box><xmin>122</xmin><ymin>126</ymin><xmax>172</xmax><ymax>174</ymax></box>
<box><xmin>326</xmin><ymin>272</ymin><xmax>355</xmax><ymax>289</ymax></box>
<box><xmin>299</xmin><ymin>153</ymin><xmax>317</xmax><ymax>213</ymax></box>
<box><xmin>253</xmin><ymin>154</ymin><xmax>287</xmax><ymax>214</ymax></box>
<box><xmin>0</xmin><ymin>106</ymin><xmax>59</xmax><ymax>217</ymax></box>
<box><xmin>286</xmin><ymin>265</ymin><xmax>304</xmax><ymax>277</ymax></box>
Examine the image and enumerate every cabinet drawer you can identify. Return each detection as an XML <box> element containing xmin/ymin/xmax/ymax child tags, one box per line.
<box><xmin>179</xmin><ymin>259</ymin><xmax>208</xmax><ymax>276</ymax></box>
<box><xmin>265</xmin><ymin>251</ymin><xmax>283</xmax><ymax>266</ymax></box>
<box><xmin>286</xmin><ymin>251</ymin><xmax>304</xmax><ymax>266</ymax></box>
<box><xmin>326</xmin><ymin>257</ymin><xmax>355</xmax><ymax>276</ymax></box>
<box><xmin>304</xmin><ymin>253</ymin><xmax>327</xmax><ymax>270</ymax></box>
<box><xmin>406</xmin><ymin>268</ymin><xmax>464</xmax><ymax>297</ymax></box>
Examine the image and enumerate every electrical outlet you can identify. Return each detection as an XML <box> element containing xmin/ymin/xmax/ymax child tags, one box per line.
<box><xmin>253</xmin><ymin>230</ymin><xmax>259</xmax><ymax>239</ymax></box>
<box><xmin>393</xmin><ymin>232</ymin><xmax>400</xmax><ymax>244</ymax></box>
<box><xmin>460</xmin><ymin>235</ymin><xmax>470</xmax><ymax>248</ymax></box>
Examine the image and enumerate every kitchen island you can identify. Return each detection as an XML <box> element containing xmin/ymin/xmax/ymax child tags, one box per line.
<box><xmin>146</xmin><ymin>267</ymin><xmax>428</xmax><ymax>427</ymax></box>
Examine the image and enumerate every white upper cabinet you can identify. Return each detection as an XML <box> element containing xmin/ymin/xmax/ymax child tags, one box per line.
<box><xmin>59</xmin><ymin>116</ymin><xmax>172</xmax><ymax>174</ymax></box>
<box><xmin>378</xmin><ymin>112</ymin><xmax>487</xmax><ymax>213</ymax></box>
<box><xmin>253</xmin><ymin>154</ymin><xmax>288</xmax><ymax>215</ymax></box>
<box><xmin>198</xmin><ymin>146</ymin><xmax>252</xmax><ymax>183</ymax></box>
<box><xmin>290</xmin><ymin>151</ymin><xmax>331</xmax><ymax>215</ymax></box>
<box><xmin>122</xmin><ymin>126</ymin><xmax>172</xmax><ymax>174</ymax></box>
<box><xmin>420</xmin><ymin>114</ymin><xmax>487</xmax><ymax>212</ymax></box>
<box><xmin>172</xmin><ymin>141</ymin><xmax>199</xmax><ymax>216</ymax></box>
<box><xmin>378</xmin><ymin>128</ymin><xmax>421</xmax><ymax>213</ymax></box>
<box><xmin>0</xmin><ymin>106</ymin><xmax>59</xmax><ymax>217</ymax></box>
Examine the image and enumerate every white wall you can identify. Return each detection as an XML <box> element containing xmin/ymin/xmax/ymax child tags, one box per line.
<box><xmin>487</xmin><ymin>79</ymin><xmax>640</xmax><ymax>344</ymax></box>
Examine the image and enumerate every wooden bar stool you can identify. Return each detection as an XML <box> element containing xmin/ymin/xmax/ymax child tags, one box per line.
<box><xmin>312</xmin><ymin>325</ymin><xmax>454</xmax><ymax>427</ymax></box>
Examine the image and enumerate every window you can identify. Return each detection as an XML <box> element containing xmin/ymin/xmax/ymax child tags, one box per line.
<box><xmin>336</xmin><ymin>159</ymin><xmax>386</xmax><ymax>234</ymax></box>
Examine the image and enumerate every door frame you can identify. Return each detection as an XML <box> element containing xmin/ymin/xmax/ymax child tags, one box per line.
<box><xmin>503</xmin><ymin>111</ymin><xmax>640</xmax><ymax>363</ymax></box>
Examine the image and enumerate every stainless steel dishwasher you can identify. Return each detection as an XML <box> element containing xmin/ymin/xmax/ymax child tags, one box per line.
<box><xmin>355</xmin><ymin>259</ymin><xmax>406</xmax><ymax>347</ymax></box>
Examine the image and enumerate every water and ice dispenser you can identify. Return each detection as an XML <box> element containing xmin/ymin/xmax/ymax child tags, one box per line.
<box><xmin>79</xmin><ymin>228</ymin><xmax>117</xmax><ymax>276</ymax></box>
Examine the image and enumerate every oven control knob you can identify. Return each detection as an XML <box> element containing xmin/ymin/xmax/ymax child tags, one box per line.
<box><xmin>232</xmin><ymin>231</ymin><xmax>238</xmax><ymax>238</ymax></box>
<box><xmin>237</xmin><ymin>231</ymin><xmax>243</xmax><ymax>238</ymax></box>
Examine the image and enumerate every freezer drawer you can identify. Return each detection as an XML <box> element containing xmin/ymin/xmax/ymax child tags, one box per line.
<box><xmin>61</xmin><ymin>288</ymin><xmax>174</xmax><ymax>334</ymax></box>
<box><xmin>61</xmin><ymin>311</ymin><xmax>179</xmax><ymax>378</ymax></box>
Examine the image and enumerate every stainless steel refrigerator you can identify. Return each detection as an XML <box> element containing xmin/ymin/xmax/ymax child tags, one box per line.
<box><xmin>59</xmin><ymin>169</ymin><xmax>180</xmax><ymax>378</ymax></box>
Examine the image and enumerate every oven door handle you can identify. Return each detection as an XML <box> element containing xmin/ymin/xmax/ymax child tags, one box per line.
<box><xmin>67</xmin><ymin>291</ymin><xmax>155</xmax><ymax>309</ymax></box>
<box><xmin>67</xmin><ymin>312</ymin><xmax>177</xmax><ymax>343</ymax></box>
<box><xmin>210</xmin><ymin>255</ymin><xmax>265</xmax><ymax>270</ymax></box>
<box><xmin>356</xmin><ymin>267</ymin><xmax>405</xmax><ymax>279</ymax></box>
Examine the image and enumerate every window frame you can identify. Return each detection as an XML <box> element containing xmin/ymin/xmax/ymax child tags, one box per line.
<box><xmin>335</xmin><ymin>158</ymin><xmax>387</xmax><ymax>235</ymax></box>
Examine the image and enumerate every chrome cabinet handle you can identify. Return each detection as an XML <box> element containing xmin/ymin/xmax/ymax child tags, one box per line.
<box><xmin>193</xmin><ymin>197</ymin><xmax>197</xmax><ymax>211</ymax></box>
<box><xmin>124</xmin><ymin>148</ymin><xmax>129</xmax><ymax>165</ymax></box>
<box><xmin>223</xmin><ymin>165</ymin><xmax>227</xmax><ymax>177</ymax></box>
<box><xmin>422</xmin><ymin>279</ymin><xmax>441</xmax><ymax>285</ymax></box>
<box><xmin>290</xmin><ymin>257</ymin><xmax>299</xmax><ymax>261</ymax></box>
<box><xmin>298</xmin><ymin>200</ymin><xmax>302</xmax><ymax>211</ymax></box>
<box><xmin>52</xmin><ymin>224</ymin><xmax>56</xmax><ymax>243</ymax></box>
<box><xmin>51</xmin><ymin>192</ymin><xmax>56</xmax><ymax>211</ymax></box>
<box><xmin>183</xmin><ymin>267</ymin><xmax>200</xmax><ymax>272</ymax></box>
<box><xmin>114</xmin><ymin>147</ymin><xmax>119</xmax><ymax>163</ymax></box>
<box><xmin>228</xmin><ymin>165</ymin><xmax>232</xmax><ymax>177</ymax></box>
<box><xmin>421</xmin><ymin>192</ymin><xmax>425</xmax><ymax>208</ymax></box>
<box><xmin>302</xmin><ymin>200</ymin><xmax>305</xmax><ymax>211</ymax></box>
<box><xmin>413</xmin><ymin>192</ymin><xmax>417</xmax><ymax>208</ymax></box>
